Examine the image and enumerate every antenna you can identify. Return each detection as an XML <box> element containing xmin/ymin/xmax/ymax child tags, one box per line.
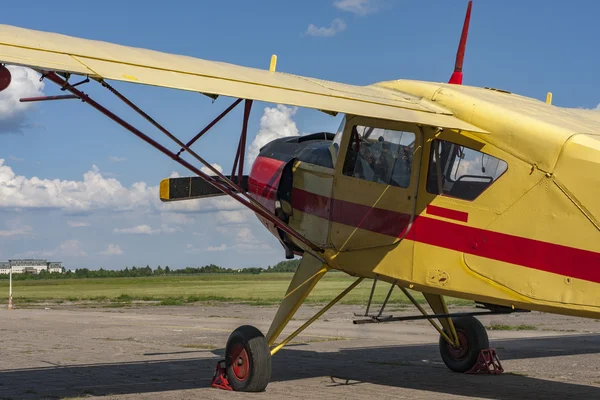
<box><xmin>448</xmin><ymin>1</ymin><xmax>473</xmax><ymax>85</ymax></box>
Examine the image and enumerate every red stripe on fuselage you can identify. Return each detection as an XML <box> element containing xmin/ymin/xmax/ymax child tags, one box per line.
<box><xmin>292</xmin><ymin>188</ymin><xmax>600</xmax><ymax>284</ymax></box>
<box><xmin>426</xmin><ymin>205</ymin><xmax>469</xmax><ymax>223</ymax></box>
<box><xmin>292</xmin><ymin>188</ymin><xmax>412</xmax><ymax>238</ymax></box>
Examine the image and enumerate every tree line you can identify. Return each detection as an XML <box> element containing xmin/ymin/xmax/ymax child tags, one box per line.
<box><xmin>0</xmin><ymin>259</ymin><xmax>300</xmax><ymax>280</ymax></box>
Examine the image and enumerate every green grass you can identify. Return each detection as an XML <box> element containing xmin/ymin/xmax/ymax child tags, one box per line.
<box><xmin>486</xmin><ymin>324</ymin><xmax>537</xmax><ymax>331</ymax></box>
<box><xmin>0</xmin><ymin>273</ymin><xmax>472</xmax><ymax>307</ymax></box>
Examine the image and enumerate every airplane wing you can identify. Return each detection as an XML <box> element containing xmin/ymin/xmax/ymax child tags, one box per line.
<box><xmin>0</xmin><ymin>24</ymin><xmax>487</xmax><ymax>133</ymax></box>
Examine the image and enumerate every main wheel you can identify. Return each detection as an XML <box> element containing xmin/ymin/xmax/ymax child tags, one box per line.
<box><xmin>225</xmin><ymin>325</ymin><xmax>271</xmax><ymax>392</ymax></box>
<box><xmin>439</xmin><ymin>316</ymin><xmax>489</xmax><ymax>373</ymax></box>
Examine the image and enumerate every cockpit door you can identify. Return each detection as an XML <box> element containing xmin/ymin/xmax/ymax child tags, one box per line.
<box><xmin>329</xmin><ymin>115</ymin><xmax>422</xmax><ymax>251</ymax></box>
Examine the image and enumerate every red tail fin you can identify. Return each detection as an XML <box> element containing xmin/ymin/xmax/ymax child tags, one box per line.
<box><xmin>448</xmin><ymin>1</ymin><xmax>472</xmax><ymax>85</ymax></box>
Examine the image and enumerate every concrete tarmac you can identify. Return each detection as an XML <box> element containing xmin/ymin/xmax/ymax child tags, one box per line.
<box><xmin>1</xmin><ymin>303</ymin><xmax>599</xmax><ymax>399</ymax></box>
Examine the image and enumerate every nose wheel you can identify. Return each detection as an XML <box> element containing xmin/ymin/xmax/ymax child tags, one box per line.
<box><xmin>439</xmin><ymin>316</ymin><xmax>489</xmax><ymax>373</ymax></box>
<box><xmin>225</xmin><ymin>325</ymin><xmax>271</xmax><ymax>392</ymax></box>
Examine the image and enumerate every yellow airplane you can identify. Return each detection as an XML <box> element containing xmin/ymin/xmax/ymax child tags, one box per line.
<box><xmin>1</xmin><ymin>1</ymin><xmax>599</xmax><ymax>392</ymax></box>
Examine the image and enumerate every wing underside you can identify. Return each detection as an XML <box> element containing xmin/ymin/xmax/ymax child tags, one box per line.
<box><xmin>0</xmin><ymin>24</ymin><xmax>486</xmax><ymax>133</ymax></box>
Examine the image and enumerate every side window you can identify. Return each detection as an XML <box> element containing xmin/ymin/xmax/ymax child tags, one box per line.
<box><xmin>343</xmin><ymin>125</ymin><xmax>415</xmax><ymax>188</ymax></box>
<box><xmin>426</xmin><ymin>139</ymin><xmax>507</xmax><ymax>201</ymax></box>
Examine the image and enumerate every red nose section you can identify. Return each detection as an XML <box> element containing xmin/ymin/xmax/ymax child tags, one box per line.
<box><xmin>0</xmin><ymin>65</ymin><xmax>11</xmax><ymax>92</ymax></box>
<box><xmin>248</xmin><ymin>156</ymin><xmax>286</xmax><ymax>212</ymax></box>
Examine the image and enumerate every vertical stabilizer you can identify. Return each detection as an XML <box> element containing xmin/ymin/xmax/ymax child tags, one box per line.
<box><xmin>448</xmin><ymin>1</ymin><xmax>473</xmax><ymax>85</ymax></box>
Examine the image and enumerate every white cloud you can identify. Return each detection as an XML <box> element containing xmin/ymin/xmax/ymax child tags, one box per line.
<box><xmin>0</xmin><ymin>220</ymin><xmax>33</xmax><ymax>237</ymax></box>
<box><xmin>67</xmin><ymin>220</ymin><xmax>90</xmax><ymax>228</ymax></box>
<box><xmin>113</xmin><ymin>224</ymin><xmax>180</xmax><ymax>235</ymax></box>
<box><xmin>236</xmin><ymin>227</ymin><xmax>257</xmax><ymax>244</ymax></box>
<box><xmin>0</xmin><ymin>160</ymin><xmax>155</xmax><ymax>212</ymax></box>
<box><xmin>161</xmin><ymin>212</ymin><xmax>194</xmax><ymax>225</ymax></box>
<box><xmin>206</xmin><ymin>244</ymin><xmax>227</xmax><ymax>252</ymax></box>
<box><xmin>233</xmin><ymin>227</ymin><xmax>272</xmax><ymax>251</ymax></box>
<box><xmin>216</xmin><ymin>210</ymin><xmax>250</xmax><ymax>224</ymax></box>
<box><xmin>200</xmin><ymin>163</ymin><xmax>224</xmax><ymax>176</ymax></box>
<box><xmin>0</xmin><ymin>66</ymin><xmax>45</xmax><ymax>133</ymax></box>
<box><xmin>306</xmin><ymin>18</ymin><xmax>347</xmax><ymax>37</ymax></box>
<box><xmin>108</xmin><ymin>156</ymin><xmax>127</xmax><ymax>163</ymax></box>
<box><xmin>56</xmin><ymin>240</ymin><xmax>88</xmax><ymax>257</ymax></box>
<box><xmin>113</xmin><ymin>224</ymin><xmax>161</xmax><ymax>235</ymax></box>
<box><xmin>247</xmin><ymin>105</ymin><xmax>299</xmax><ymax>165</ymax></box>
<box><xmin>159</xmin><ymin>224</ymin><xmax>182</xmax><ymax>234</ymax></box>
<box><xmin>334</xmin><ymin>0</ymin><xmax>376</xmax><ymax>15</ymax></box>
<box><xmin>100</xmin><ymin>244</ymin><xmax>123</xmax><ymax>256</ymax></box>
<box><xmin>594</xmin><ymin>104</ymin><xmax>600</xmax><ymax>111</ymax></box>
<box><xmin>0</xmin><ymin>159</ymin><xmax>243</xmax><ymax>215</ymax></box>
<box><xmin>16</xmin><ymin>239</ymin><xmax>87</xmax><ymax>258</ymax></box>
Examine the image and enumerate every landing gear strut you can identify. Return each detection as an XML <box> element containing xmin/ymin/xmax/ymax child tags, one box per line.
<box><xmin>439</xmin><ymin>316</ymin><xmax>489</xmax><ymax>372</ymax></box>
<box><xmin>225</xmin><ymin>325</ymin><xmax>271</xmax><ymax>392</ymax></box>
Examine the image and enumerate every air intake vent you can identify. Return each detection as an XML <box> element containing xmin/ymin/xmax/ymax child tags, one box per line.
<box><xmin>483</xmin><ymin>87</ymin><xmax>512</xmax><ymax>94</ymax></box>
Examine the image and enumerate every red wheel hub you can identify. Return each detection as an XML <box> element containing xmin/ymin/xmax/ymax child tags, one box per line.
<box><xmin>447</xmin><ymin>330</ymin><xmax>469</xmax><ymax>360</ymax></box>
<box><xmin>230</xmin><ymin>343</ymin><xmax>250</xmax><ymax>381</ymax></box>
<box><xmin>0</xmin><ymin>65</ymin><xmax>11</xmax><ymax>93</ymax></box>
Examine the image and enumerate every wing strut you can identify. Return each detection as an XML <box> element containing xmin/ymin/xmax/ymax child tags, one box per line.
<box><xmin>448</xmin><ymin>0</ymin><xmax>472</xmax><ymax>85</ymax></box>
<box><xmin>40</xmin><ymin>71</ymin><xmax>322</xmax><ymax>254</ymax></box>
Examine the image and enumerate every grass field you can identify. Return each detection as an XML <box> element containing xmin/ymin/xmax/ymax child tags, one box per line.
<box><xmin>0</xmin><ymin>273</ymin><xmax>472</xmax><ymax>307</ymax></box>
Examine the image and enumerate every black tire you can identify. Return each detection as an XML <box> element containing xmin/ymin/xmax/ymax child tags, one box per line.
<box><xmin>439</xmin><ymin>316</ymin><xmax>489</xmax><ymax>373</ymax></box>
<box><xmin>225</xmin><ymin>325</ymin><xmax>271</xmax><ymax>392</ymax></box>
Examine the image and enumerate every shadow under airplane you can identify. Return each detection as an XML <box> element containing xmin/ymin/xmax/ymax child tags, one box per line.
<box><xmin>1</xmin><ymin>334</ymin><xmax>599</xmax><ymax>399</ymax></box>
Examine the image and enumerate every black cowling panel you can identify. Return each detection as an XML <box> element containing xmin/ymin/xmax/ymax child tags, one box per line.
<box><xmin>258</xmin><ymin>132</ymin><xmax>334</xmax><ymax>169</ymax></box>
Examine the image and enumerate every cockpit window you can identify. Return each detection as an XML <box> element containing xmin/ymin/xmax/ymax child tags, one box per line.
<box><xmin>342</xmin><ymin>125</ymin><xmax>415</xmax><ymax>188</ymax></box>
<box><xmin>426</xmin><ymin>139</ymin><xmax>507</xmax><ymax>201</ymax></box>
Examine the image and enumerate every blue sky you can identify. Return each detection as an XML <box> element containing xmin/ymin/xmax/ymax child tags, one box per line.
<box><xmin>0</xmin><ymin>0</ymin><xmax>598</xmax><ymax>270</ymax></box>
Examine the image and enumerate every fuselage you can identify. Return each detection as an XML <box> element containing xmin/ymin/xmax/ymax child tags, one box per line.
<box><xmin>248</xmin><ymin>80</ymin><xmax>600</xmax><ymax>320</ymax></box>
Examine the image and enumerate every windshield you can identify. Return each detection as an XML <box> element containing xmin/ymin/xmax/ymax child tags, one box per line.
<box><xmin>331</xmin><ymin>115</ymin><xmax>346</xmax><ymax>159</ymax></box>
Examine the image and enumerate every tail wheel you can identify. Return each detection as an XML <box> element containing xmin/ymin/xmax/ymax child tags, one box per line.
<box><xmin>225</xmin><ymin>325</ymin><xmax>271</xmax><ymax>392</ymax></box>
<box><xmin>439</xmin><ymin>316</ymin><xmax>489</xmax><ymax>373</ymax></box>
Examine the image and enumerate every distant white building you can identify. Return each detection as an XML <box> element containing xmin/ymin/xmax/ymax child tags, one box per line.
<box><xmin>47</xmin><ymin>262</ymin><xmax>63</xmax><ymax>273</ymax></box>
<box><xmin>0</xmin><ymin>259</ymin><xmax>64</xmax><ymax>274</ymax></box>
<box><xmin>0</xmin><ymin>262</ymin><xmax>10</xmax><ymax>275</ymax></box>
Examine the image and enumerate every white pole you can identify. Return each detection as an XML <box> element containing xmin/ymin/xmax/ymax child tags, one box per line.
<box><xmin>8</xmin><ymin>265</ymin><xmax>13</xmax><ymax>310</ymax></box>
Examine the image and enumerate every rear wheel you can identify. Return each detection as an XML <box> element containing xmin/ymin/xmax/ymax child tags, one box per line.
<box><xmin>226</xmin><ymin>325</ymin><xmax>271</xmax><ymax>392</ymax></box>
<box><xmin>439</xmin><ymin>316</ymin><xmax>489</xmax><ymax>373</ymax></box>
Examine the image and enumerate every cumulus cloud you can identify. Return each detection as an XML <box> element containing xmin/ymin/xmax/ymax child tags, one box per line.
<box><xmin>234</xmin><ymin>227</ymin><xmax>272</xmax><ymax>251</ymax></box>
<box><xmin>236</xmin><ymin>227</ymin><xmax>257</xmax><ymax>244</ymax></box>
<box><xmin>0</xmin><ymin>160</ymin><xmax>155</xmax><ymax>212</ymax></box>
<box><xmin>113</xmin><ymin>224</ymin><xmax>180</xmax><ymax>235</ymax></box>
<box><xmin>67</xmin><ymin>220</ymin><xmax>90</xmax><ymax>228</ymax></box>
<box><xmin>161</xmin><ymin>212</ymin><xmax>194</xmax><ymax>225</ymax></box>
<box><xmin>206</xmin><ymin>244</ymin><xmax>227</xmax><ymax>252</ymax></box>
<box><xmin>100</xmin><ymin>244</ymin><xmax>123</xmax><ymax>256</ymax></box>
<box><xmin>160</xmin><ymin>225</ymin><xmax>182</xmax><ymax>234</ymax></box>
<box><xmin>200</xmin><ymin>163</ymin><xmax>224</xmax><ymax>176</ymax></box>
<box><xmin>0</xmin><ymin>159</ymin><xmax>243</xmax><ymax>215</ymax></box>
<box><xmin>334</xmin><ymin>0</ymin><xmax>377</xmax><ymax>15</ymax></box>
<box><xmin>186</xmin><ymin>224</ymin><xmax>273</xmax><ymax>254</ymax></box>
<box><xmin>0</xmin><ymin>66</ymin><xmax>45</xmax><ymax>133</ymax></box>
<box><xmin>0</xmin><ymin>219</ymin><xmax>33</xmax><ymax>237</ymax></box>
<box><xmin>306</xmin><ymin>18</ymin><xmax>347</xmax><ymax>37</ymax></box>
<box><xmin>113</xmin><ymin>224</ymin><xmax>161</xmax><ymax>235</ymax></box>
<box><xmin>16</xmin><ymin>239</ymin><xmax>87</xmax><ymax>258</ymax></box>
<box><xmin>216</xmin><ymin>210</ymin><xmax>250</xmax><ymax>224</ymax></box>
<box><xmin>247</xmin><ymin>105</ymin><xmax>299</xmax><ymax>165</ymax></box>
<box><xmin>108</xmin><ymin>156</ymin><xmax>127</xmax><ymax>163</ymax></box>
